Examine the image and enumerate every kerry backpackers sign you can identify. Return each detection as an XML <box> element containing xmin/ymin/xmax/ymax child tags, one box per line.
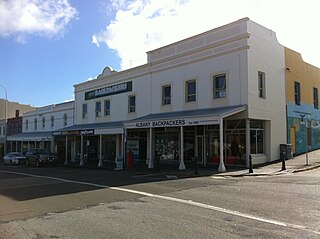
<box><xmin>85</xmin><ymin>81</ymin><xmax>132</xmax><ymax>100</ymax></box>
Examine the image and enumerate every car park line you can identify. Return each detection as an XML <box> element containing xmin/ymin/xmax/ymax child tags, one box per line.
<box><xmin>0</xmin><ymin>169</ymin><xmax>319</xmax><ymax>236</ymax></box>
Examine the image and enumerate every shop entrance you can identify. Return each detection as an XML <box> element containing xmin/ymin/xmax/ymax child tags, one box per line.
<box><xmin>196</xmin><ymin>136</ymin><xmax>204</xmax><ymax>164</ymax></box>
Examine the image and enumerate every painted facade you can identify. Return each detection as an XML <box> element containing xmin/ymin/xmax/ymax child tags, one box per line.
<box><xmin>285</xmin><ymin>48</ymin><xmax>320</xmax><ymax>155</ymax></box>
<box><xmin>7</xmin><ymin>101</ymin><xmax>74</xmax><ymax>157</ymax></box>
<box><xmin>56</xmin><ymin>18</ymin><xmax>287</xmax><ymax>170</ymax></box>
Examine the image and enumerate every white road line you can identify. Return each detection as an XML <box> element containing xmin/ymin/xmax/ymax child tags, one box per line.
<box><xmin>1</xmin><ymin>170</ymin><xmax>319</xmax><ymax>235</ymax></box>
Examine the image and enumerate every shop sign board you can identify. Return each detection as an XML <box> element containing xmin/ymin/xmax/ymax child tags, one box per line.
<box><xmin>85</xmin><ymin>81</ymin><xmax>132</xmax><ymax>100</ymax></box>
<box><xmin>52</xmin><ymin>129</ymin><xmax>95</xmax><ymax>136</ymax></box>
<box><xmin>127</xmin><ymin>116</ymin><xmax>219</xmax><ymax>129</ymax></box>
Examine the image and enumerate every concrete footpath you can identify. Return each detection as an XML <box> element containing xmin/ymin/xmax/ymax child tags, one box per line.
<box><xmin>215</xmin><ymin>149</ymin><xmax>320</xmax><ymax>177</ymax></box>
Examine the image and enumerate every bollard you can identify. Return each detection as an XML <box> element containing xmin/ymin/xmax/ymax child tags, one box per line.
<box><xmin>281</xmin><ymin>151</ymin><xmax>286</xmax><ymax>171</ymax></box>
<box><xmin>249</xmin><ymin>154</ymin><xmax>253</xmax><ymax>173</ymax></box>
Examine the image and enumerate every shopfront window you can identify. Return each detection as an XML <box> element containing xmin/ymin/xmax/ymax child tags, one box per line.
<box><xmin>206</xmin><ymin>120</ymin><xmax>246</xmax><ymax>165</ymax></box>
<box><xmin>155</xmin><ymin>128</ymin><xmax>179</xmax><ymax>161</ymax></box>
<box><xmin>250</xmin><ymin>120</ymin><xmax>264</xmax><ymax>154</ymax></box>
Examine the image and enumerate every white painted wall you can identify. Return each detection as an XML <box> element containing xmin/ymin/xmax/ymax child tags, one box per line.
<box><xmin>22</xmin><ymin>101</ymin><xmax>74</xmax><ymax>133</ymax></box>
<box><xmin>247</xmin><ymin>20</ymin><xmax>286</xmax><ymax>162</ymax></box>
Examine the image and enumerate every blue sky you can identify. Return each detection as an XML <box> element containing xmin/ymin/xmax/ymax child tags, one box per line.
<box><xmin>1</xmin><ymin>0</ymin><xmax>319</xmax><ymax>107</ymax></box>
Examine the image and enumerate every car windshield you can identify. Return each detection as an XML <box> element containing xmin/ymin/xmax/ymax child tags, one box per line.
<box><xmin>36</xmin><ymin>149</ymin><xmax>50</xmax><ymax>155</ymax></box>
<box><xmin>12</xmin><ymin>153</ymin><xmax>23</xmax><ymax>157</ymax></box>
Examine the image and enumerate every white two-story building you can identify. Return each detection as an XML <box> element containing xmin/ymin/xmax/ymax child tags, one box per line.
<box><xmin>55</xmin><ymin>18</ymin><xmax>286</xmax><ymax>170</ymax></box>
<box><xmin>7</xmin><ymin>101</ymin><xmax>74</xmax><ymax>159</ymax></box>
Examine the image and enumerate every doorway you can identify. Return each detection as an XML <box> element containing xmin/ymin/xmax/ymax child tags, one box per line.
<box><xmin>196</xmin><ymin>136</ymin><xmax>204</xmax><ymax>164</ymax></box>
<box><xmin>290</xmin><ymin>126</ymin><xmax>296</xmax><ymax>155</ymax></box>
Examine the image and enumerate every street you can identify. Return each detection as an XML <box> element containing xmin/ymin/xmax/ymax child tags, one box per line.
<box><xmin>0</xmin><ymin>165</ymin><xmax>319</xmax><ymax>239</ymax></box>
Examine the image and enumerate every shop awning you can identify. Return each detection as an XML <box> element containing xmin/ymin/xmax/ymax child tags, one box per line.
<box><xmin>125</xmin><ymin>105</ymin><xmax>247</xmax><ymax>129</ymax></box>
<box><xmin>53</xmin><ymin>121</ymin><xmax>124</xmax><ymax>136</ymax></box>
<box><xmin>7</xmin><ymin>132</ymin><xmax>53</xmax><ymax>142</ymax></box>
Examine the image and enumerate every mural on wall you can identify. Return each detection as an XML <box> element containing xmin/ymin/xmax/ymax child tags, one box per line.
<box><xmin>287</xmin><ymin>103</ymin><xmax>320</xmax><ymax>155</ymax></box>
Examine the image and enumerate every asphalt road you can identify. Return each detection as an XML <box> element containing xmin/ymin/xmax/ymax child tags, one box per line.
<box><xmin>0</xmin><ymin>165</ymin><xmax>319</xmax><ymax>239</ymax></box>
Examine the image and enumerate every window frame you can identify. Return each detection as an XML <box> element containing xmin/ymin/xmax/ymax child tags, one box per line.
<box><xmin>258</xmin><ymin>71</ymin><xmax>266</xmax><ymax>99</ymax></box>
<box><xmin>34</xmin><ymin>118</ymin><xmax>37</xmax><ymax>131</ymax></box>
<box><xmin>313</xmin><ymin>87</ymin><xmax>318</xmax><ymax>109</ymax></box>
<box><xmin>42</xmin><ymin>117</ymin><xmax>46</xmax><ymax>129</ymax></box>
<box><xmin>95</xmin><ymin>101</ymin><xmax>102</xmax><ymax>117</ymax></box>
<box><xmin>82</xmin><ymin>104</ymin><xmax>88</xmax><ymax>119</ymax></box>
<box><xmin>213</xmin><ymin>74</ymin><xmax>227</xmax><ymax>99</ymax></box>
<box><xmin>162</xmin><ymin>85</ymin><xmax>172</xmax><ymax>106</ymax></box>
<box><xmin>51</xmin><ymin>116</ymin><xmax>54</xmax><ymax>128</ymax></box>
<box><xmin>104</xmin><ymin>99</ymin><xmax>111</xmax><ymax>116</ymax></box>
<box><xmin>63</xmin><ymin>114</ymin><xmax>68</xmax><ymax>127</ymax></box>
<box><xmin>185</xmin><ymin>80</ymin><xmax>196</xmax><ymax>103</ymax></box>
<box><xmin>128</xmin><ymin>95</ymin><xmax>136</xmax><ymax>113</ymax></box>
<box><xmin>294</xmin><ymin>81</ymin><xmax>301</xmax><ymax>105</ymax></box>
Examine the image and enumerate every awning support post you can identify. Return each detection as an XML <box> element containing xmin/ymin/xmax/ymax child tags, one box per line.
<box><xmin>218</xmin><ymin>117</ymin><xmax>226</xmax><ymax>172</ymax></box>
<box><xmin>179</xmin><ymin>126</ymin><xmax>186</xmax><ymax>170</ymax></box>
<box><xmin>98</xmin><ymin>134</ymin><xmax>103</xmax><ymax>167</ymax></box>
<box><xmin>148</xmin><ymin>127</ymin><xmax>154</xmax><ymax>168</ymax></box>
<box><xmin>80</xmin><ymin>135</ymin><xmax>84</xmax><ymax>166</ymax></box>
<box><xmin>64</xmin><ymin>135</ymin><xmax>68</xmax><ymax>165</ymax></box>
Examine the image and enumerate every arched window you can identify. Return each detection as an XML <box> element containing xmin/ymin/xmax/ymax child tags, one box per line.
<box><xmin>51</xmin><ymin>116</ymin><xmax>54</xmax><ymax>128</ymax></box>
<box><xmin>42</xmin><ymin>117</ymin><xmax>46</xmax><ymax>128</ymax></box>
<box><xmin>34</xmin><ymin>118</ymin><xmax>37</xmax><ymax>130</ymax></box>
<box><xmin>63</xmin><ymin>114</ymin><xmax>68</xmax><ymax>127</ymax></box>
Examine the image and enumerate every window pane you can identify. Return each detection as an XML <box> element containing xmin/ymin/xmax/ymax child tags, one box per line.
<box><xmin>96</xmin><ymin>102</ymin><xmax>101</xmax><ymax>117</ymax></box>
<box><xmin>162</xmin><ymin>85</ymin><xmax>171</xmax><ymax>105</ymax></box>
<box><xmin>129</xmin><ymin>95</ymin><xmax>136</xmax><ymax>113</ymax></box>
<box><xmin>213</xmin><ymin>74</ymin><xmax>226</xmax><ymax>99</ymax></box>
<box><xmin>314</xmin><ymin>88</ymin><xmax>318</xmax><ymax>109</ymax></box>
<box><xmin>186</xmin><ymin>81</ymin><xmax>196</xmax><ymax>102</ymax></box>
<box><xmin>105</xmin><ymin>100</ymin><xmax>110</xmax><ymax>115</ymax></box>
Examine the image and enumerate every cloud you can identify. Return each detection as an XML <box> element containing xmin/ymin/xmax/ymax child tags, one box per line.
<box><xmin>0</xmin><ymin>0</ymin><xmax>78</xmax><ymax>41</ymax></box>
<box><xmin>94</xmin><ymin>0</ymin><xmax>320</xmax><ymax>69</ymax></box>
<box><xmin>92</xmin><ymin>35</ymin><xmax>100</xmax><ymax>47</ymax></box>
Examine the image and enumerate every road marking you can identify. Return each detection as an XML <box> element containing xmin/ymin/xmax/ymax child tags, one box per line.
<box><xmin>1</xmin><ymin>170</ymin><xmax>319</xmax><ymax>235</ymax></box>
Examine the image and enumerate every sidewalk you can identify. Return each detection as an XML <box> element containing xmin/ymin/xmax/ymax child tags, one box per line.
<box><xmin>215</xmin><ymin>149</ymin><xmax>320</xmax><ymax>177</ymax></box>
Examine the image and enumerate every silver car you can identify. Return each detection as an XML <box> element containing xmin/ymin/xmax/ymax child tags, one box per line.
<box><xmin>3</xmin><ymin>152</ymin><xmax>26</xmax><ymax>165</ymax></box>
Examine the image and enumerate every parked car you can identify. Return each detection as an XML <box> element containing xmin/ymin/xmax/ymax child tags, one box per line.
<box><xmin>25</xmin><ymin>149</ymin><xmax>57</xmax><ymax>167</ymax></box>
<box><xmin>3</xmin><ymin>152</ymin><xmax>26</xmax><ymax>165</ymax></box>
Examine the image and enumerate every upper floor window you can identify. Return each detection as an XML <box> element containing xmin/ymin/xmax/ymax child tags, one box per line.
<box><xmin>313</xmin><ymin>87</ymin><xmax>318</xmax><ymax>109</ymax></box>
<box><xmin>42</xmin><ymin>117</ymin><xmax>45</xmax><ymax>129</ymax></box>
<box><xmin>51</xmin><ymin>116</ymin><xmax>54</xmax><ymax>128</ymax></box>
<box><xmin>186</xmin><ymin>80</ymin><xmax>196</xmax><ymax>102</ymax></box>
<box><xmin>82</xmin><ymin>104</ymin><xmax>87</xmax><ymax>119</ymax></box>
<box><xmin>95</xmin><ymin>101</ymin><xmax>102</xmax><ymax>117</ymax></box>
<box><xmin>162</xmin><ymin>85</ymin><xmax>171</xmax><ymax>105</ymax></box>
<box><xmin>0</xmin><ymin>126</ymin><xmax>2</xmax><ymax>135</ymax></box>
<box><xmin>26</xmin><ymin>119</ymin><xmax>29</xmax><ymax>130</ymax></box>
<box><xmin>258</xmin><ymin>72</ymin><xmax>266</xmax><ymax>98</ymax></box>
<box><xmin>104</xmin><ymin>100</ymin><xmax>110</xmax><ymax>116</ymax></box>
<box><xmin>128</xmin><ymin>95</ymin><xmax>136</xmax><ymax>113</ymax></box>
<box><xmin>34</xmin><ymin>118</ymin><xmax>37</xmax><ymax>130</ymax></box>
<box><xmin>213</xmin><ymin>74</ymin><xmax>226</xmax><ymax>99</ymax></box>
<box><xmin>64</xmin><ymin>114</ymin><xmax>68</xmax><ymax>127</ymax></box>
<box><xmin>294</xmin><ymin>82</ymin><xmax>301</xmax><ymax>105</ymax></box>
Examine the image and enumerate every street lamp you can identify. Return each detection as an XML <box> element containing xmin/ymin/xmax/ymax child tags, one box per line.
<box><xmin>0</xmin><ymin>84</ymin><xmax>7</xmax><ymax>156</ymax></box>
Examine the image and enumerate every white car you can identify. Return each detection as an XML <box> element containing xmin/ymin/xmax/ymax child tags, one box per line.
<box><xmin>3</xmin><ymin>152</ymin><xmax>26</xmax><ymax>165</ymax></box>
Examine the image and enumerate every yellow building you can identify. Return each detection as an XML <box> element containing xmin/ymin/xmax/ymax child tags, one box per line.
<box><xmin>285</xmin><ymin>48</ymin><xmax>320</xmax><ymax>154</ymax></box>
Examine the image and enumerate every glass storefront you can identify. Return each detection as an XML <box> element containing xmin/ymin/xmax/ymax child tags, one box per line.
<box><xmin>207</xmin><ymin>120</ymin><xmax>247</xmax><ymax>165</ymax></box>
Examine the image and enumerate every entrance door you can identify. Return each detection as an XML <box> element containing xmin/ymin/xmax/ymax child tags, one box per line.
<box><xmin>196</xmin><ymin>136</ymin><xmax>204</xmax><ymax>164</ymax></box>
<box><xmin>290</xmin><ymin>126</ymin><xmax>296</xmax><ymax>155</ymax></box>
